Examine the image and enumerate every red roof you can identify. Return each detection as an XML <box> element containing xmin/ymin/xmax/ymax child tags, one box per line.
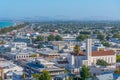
<box><xmin>71</xmin><ymin>50</ymin><xmax>115</xmax><ymax>56</ymax></box>
<box><xmin>92</xmin><ymin>50</ymin><xmax>115</xmax><ymax>56</ymax></box>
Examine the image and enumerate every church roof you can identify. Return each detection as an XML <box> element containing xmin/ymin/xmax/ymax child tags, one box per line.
<box><xmin>92</xmin><ymin>50</ymin><xmax>115</xmax><ymax>56</ymax></box>
<box><xmin>71</xmin><ymin>50</ymin><xmax>115</xmax><ymax>56</ymax></box>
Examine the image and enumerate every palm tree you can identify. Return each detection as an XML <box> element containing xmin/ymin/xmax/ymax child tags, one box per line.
<box><xmin>74</xmin><ymin>45</ymin><xmax>80</xmax><ymax>54</ymax></box>
<box><xmin>22</xmin><ymin>73</ymin><xmax>26</xmax><ymax>79</ymax></box>
<box><xmin>39</xmin><ymin>70</ymin><xmax>51</xmax><ymax>80</ymax></box>
<box><xmin>74</xmin><ymin>45</ymin><xmax>81</xmax><ymax>77</ymax></box>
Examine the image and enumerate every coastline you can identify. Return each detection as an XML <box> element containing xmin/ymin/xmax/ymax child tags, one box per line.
<box><xmin>0</xmin><ymin>21</ymin><xmax>24</xmax><ymax>29</ymax></box>
<box><xmin>0</xmin><ymin>22</ymin><xmax>27</xmax><ymax>34</ymax></box>
<box><xmin>0</xmin><ymin>21</ymin><xmax>13</xmax><ymax>28</ymax></box>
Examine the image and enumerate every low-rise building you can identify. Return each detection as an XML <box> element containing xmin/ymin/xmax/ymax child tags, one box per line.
<box><xmin>36</xmin><ymin>48</ymin><xmax>60</xmax><ymax>59</ymax></box>
<box><xmin>20</xmin><ymin>58</ymin><xmax>65</xmax><ymax>78</ymax></box>
<box><xmin>6</xmin><ymin>51</ymin><xmax>30</xmax><ymax>60</ymax></box>
<box><xmin>0</xmin><ymin>60</ymin><xmax>23</xmax><ymax>80</ymax></box>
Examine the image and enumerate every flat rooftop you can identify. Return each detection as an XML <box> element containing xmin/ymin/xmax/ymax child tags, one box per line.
<box><xmin>0</xmin><ymin>61</ymin><xmax>16</xmax><ymax>69</ymax></box>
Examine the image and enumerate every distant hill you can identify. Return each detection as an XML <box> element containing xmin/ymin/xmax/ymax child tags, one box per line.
<box><xmin>0</xmin><ymin>16</ymin><xmax>120</xmax><ymax>22</ymax></box>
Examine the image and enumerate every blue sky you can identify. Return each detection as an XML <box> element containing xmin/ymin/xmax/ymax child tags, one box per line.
<box><xmin>0</xmin><ymin>0</ymin><xmax>120</xmax><ymax>20</ymax></box>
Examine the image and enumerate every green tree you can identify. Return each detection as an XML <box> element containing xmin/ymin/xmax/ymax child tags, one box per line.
<box><xmin>38</xmin><ymin>44</ymin><xmax>44</xmax><ymax>49</ymax></box>
<box><xmin>66</xmin><ymin>76</ymin><xmax>73</xmax><ymax>80</ymax></box>
<box><xmin>93</xmin><ymin>30</ymin><xmax>101</xmax><ymax>35</ymax></box>
<box><xmin>30</xmin><ymin>54</ymin><xmax>37</xmax><ymax>57</ymax></box>
<box><xmin>48</xmin><ymin>34</ymin><xmax>55</xmax><ymax>41</ymax></box>
<box><xmin>32</xmin><ymin>74</ymin><xmax>40</xmax><ymax>80</ymax></box>
<box><xmin>76</xmin><ymin>34</ymin><xmax>89</xmax><ymax>41</ymax></box>
<box><xmin>96</xmin><ymin>59</ymin><xmax>108</xmax><ymax>66</ymax></box>
<box><xmin>97</xmin><ymin>34</ymin><xmax>105</xmax><ymax>41</ymax></box>
<box><xmin>22</xmin><ymin>73</ymin><xmax>26</xmax><ymax>79</ymax></box>
<box><xmin>55</xmin><ymin>35</ymin><xmax>63</xmax><ymax>41</ymax></box>
<box><xmin>116</xmin><ymin>54</ymin><xmax>120</xmax><ymax>62</ymax></box>
<box><xmin>114</xmin><ymin>67</ymin><xmax>120</xmax><ymax>74</ymax></box>
<box><xmin>80</xmin><ymin>65</ymin><xmax>91</xmax><ymax>80</ymax></box>
<box><xmin>0</xmin><ymin>40</ymin><xmax>6</xmax><ymax>44</ymax></box>
<box><xmin>113</xmin><ymin>34</ymin><xmax>120</xmax><ymax>38</ymax></box>
<box><xmin>106</xmin><ymin>36</ymin><xmax>110</xmax><ymax>40</ymax></box>
<box><xmin>68</xmin><ymin>77</ymin><xmax>73</xmax><ymax>80</ymax></box>
<box><xmin>102</xmin><ymin>42</ymin><xmax>110</xmax><ymax>47</ymax></box>
<box><xmin>39</xmin><ymin>70</ymin><xmax>51</xmax><ymax>80</ymax></box>
<box><xmin>74</xmin><ymin>45</ymin><xmax>80</xmax><ymax>54</ymax></box>
<box><xmin>37</xmin><ymin>36</ymin><xmax>44</xmax><ymax>41</ymax></box>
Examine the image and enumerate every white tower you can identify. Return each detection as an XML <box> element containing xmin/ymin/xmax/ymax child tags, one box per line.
<box><xmin>86</xmin><ymin>39</ymin><xmax>92</xmax><ymax>66</ymax></box>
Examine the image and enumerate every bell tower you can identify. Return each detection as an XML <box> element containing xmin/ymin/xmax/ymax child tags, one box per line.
<box><xmin>86</xmin><ymin>39</ymin><xmax>92</xmax><ymax>66</ymax></box>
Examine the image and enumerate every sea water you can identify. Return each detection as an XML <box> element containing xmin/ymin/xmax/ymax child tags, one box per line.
<box><xmin>0</xmin><ymin>21</ymin><xmax>13</xmax><ymax>28</ymax></box>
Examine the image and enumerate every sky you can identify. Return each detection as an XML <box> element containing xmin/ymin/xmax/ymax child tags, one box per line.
<box><xmin>0</xmin><ymin>0</ymin><xmax>120</xmax><ymax>20</ymax></box>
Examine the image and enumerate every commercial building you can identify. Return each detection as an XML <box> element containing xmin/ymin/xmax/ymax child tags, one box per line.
<box><xmin>0</xmin><ymin>59</ymin><xmax>23</xmax><ymax>80</ymax></box>
<box><xmin>20</xmin><ymin>58</ymin><xmax>65</xmax><ymax>77</ymax></box>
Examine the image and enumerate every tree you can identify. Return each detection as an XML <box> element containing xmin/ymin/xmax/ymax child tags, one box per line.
<box><xmin>114</xmin><ymin>67</ymin><xmax>120</xmax><ymax>74</ymax></box>
<box><xmin>66</xmin><ymin>76</ymin><xmax>73</xmax><ymax>80</ymax></box>
<box><xmin>55</xmin><ymin>35</ymin><xmax>63</xmax><ymax>41</ymax></box>
<box><xmin>37</xmin><ymin>36</ymin><xmax>44</xmax><ymax>41</ymax></box>
<box><xmin>39</xmin><ymin>70</ymin><xmax>51</xmax><ymax>80</ymax></box>
<box><xmin>102</xmin><ymin>42</ymin><xmax>110</xmax><ymax>47</ymax></box>
<box><xmin>116</xmin><ymin>54</ymin><xmax>120</xmax><ymax>62</ymax></box>
<box><xmin>76</xmin><ymin>34</ymin><xmax>89</xmax><ymax>41</ymax></box>
<box><xmin>80</xmin><ymin>31</ymin><xmax>91</xmax><ymax>35</ymax></box>
<box><xmin>97</xmin><ymin>34</ymin><xmax>105</xmax><ymax>41</ymax></box>
<box><xmin>0</xmin><ymin>78</ymin><xmax>1</xmax><ymax>80</ymax></box>
<box><xmin>0</xmin><ymin>40</ymin><xmax>6</xmax><ymax>44</ymax></box>
<box><xmin>38</xmin><ymin>44</ymin><xmax>44</xmax><ymax>49</ymax></box>
<box><xmin>80</xmin><ymin>65</ymin><xmax>91</xmax><ymax>80</ymax></box>
<box><xmin>96</xmin><ymin>59</ymin><xmax>108</xmax><ymax>66</ymax></box>
<box><xmin>74</xmin><ymin>45</ymin><xmax>80</xmax><ymax>54</ymax></box>
<box><xmin>22</xmin><ymin>73</ymin><xmax>26</xmax><ymax>79</ymax></box>
<box><xmin>68</xmin><ymin>77</ymin><xmax>73</xmax><ymax>80</ymax></box>
<box><xmin>113</xmin><ymin>34</ymin><xmax>120</xmax><ymax>38</ymax></box>
<box><xmin>47</xmin><ymin>34</ymin><xmax>55</xmax><ymax>41</ymax></box>
<box><xmin>106</xmin><ymin>36</ymin><xmax>110</xmax><ymax>40</ymax></box>
<box><xmin>30</xmin><ymin>54</ymin><xmax>37</xmax><ymax>57</ymax></box>
<box><xmin>32</xmin><ymin>74</ymin><xmax>40</xmax><ymax>80</ymax></box>
<box><xmin>93</xmin><ymin>30</ymin><xmax>101</xmax><ymax>35</ymax></box>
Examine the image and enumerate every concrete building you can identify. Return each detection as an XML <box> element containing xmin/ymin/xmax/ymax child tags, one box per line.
<box><xmin>0</xmin><ymin>60</ymin><xmax>23</xmax><ymax>80</ymax></box>
<box><xmin>36</xmin><ymin>48</ymin><xmax>60</xmax><ymax>59</ymax></box>
<box><xmin>20</xmin><ymin>58</ymin><xmax>65</xmax><ymax>78</ymax></box>
<box><xmin>6</xmin><ymin>51</ymin><xmax>30</xmax><ymax>60</ymax></box>
<box><xmin>68</xmin><ymin>39</ymin><xmax>116</xmax><ymax>70</ymax></box>
<box><xmin>11</xmin><ymin>42</ymin><xmax>27</xmax><ymax>51</ymax></box>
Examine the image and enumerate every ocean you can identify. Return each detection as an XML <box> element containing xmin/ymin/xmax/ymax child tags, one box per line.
<box><xmin>0</xmin><ymin>21</ymin><xmax>14</xmax><ymax>28</ymax></box>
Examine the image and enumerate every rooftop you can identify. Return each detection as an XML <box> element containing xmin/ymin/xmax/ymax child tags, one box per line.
<box><xmin>71</xmin><ymin>50</ymin><xmax>115</xmax><ymax>56</ymax></box>
<box><xmin>36</xmin><ymin>48</ymin><xmax>59</xmax><ymax>56</ymax></box>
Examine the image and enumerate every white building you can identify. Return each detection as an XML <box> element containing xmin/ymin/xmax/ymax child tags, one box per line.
<box><xmin>34</xmin><ymin>58</ymin><xmax>55</xmax><ymax>68</ymax></box>
<box><xmin>0</xmin><ymin>60</ymin><xmax>23</xmax><ymax>80</ymax></box>
<box><xmin>68</xmin><ymin>39</ymin><xmax>116</xmax><ymax>69</ymax></box>
<box><xmin>36</xmin><ymin>48</ymin><xmax>60</xmax><ymax>58</ymax></box>
<box><xmin>11</xmin><ymin>42</ymin><xmax>27</xmax><ymax>51</ymax></box>
<box><xmin>23</xmin><ymin>58</ymin><xmax>65</xmax><ymax>78</ymax></box>
<box><xmin>6</xmin><ymin>51</ymin><xmax>30</xmax><ymax>60</ymax></box>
